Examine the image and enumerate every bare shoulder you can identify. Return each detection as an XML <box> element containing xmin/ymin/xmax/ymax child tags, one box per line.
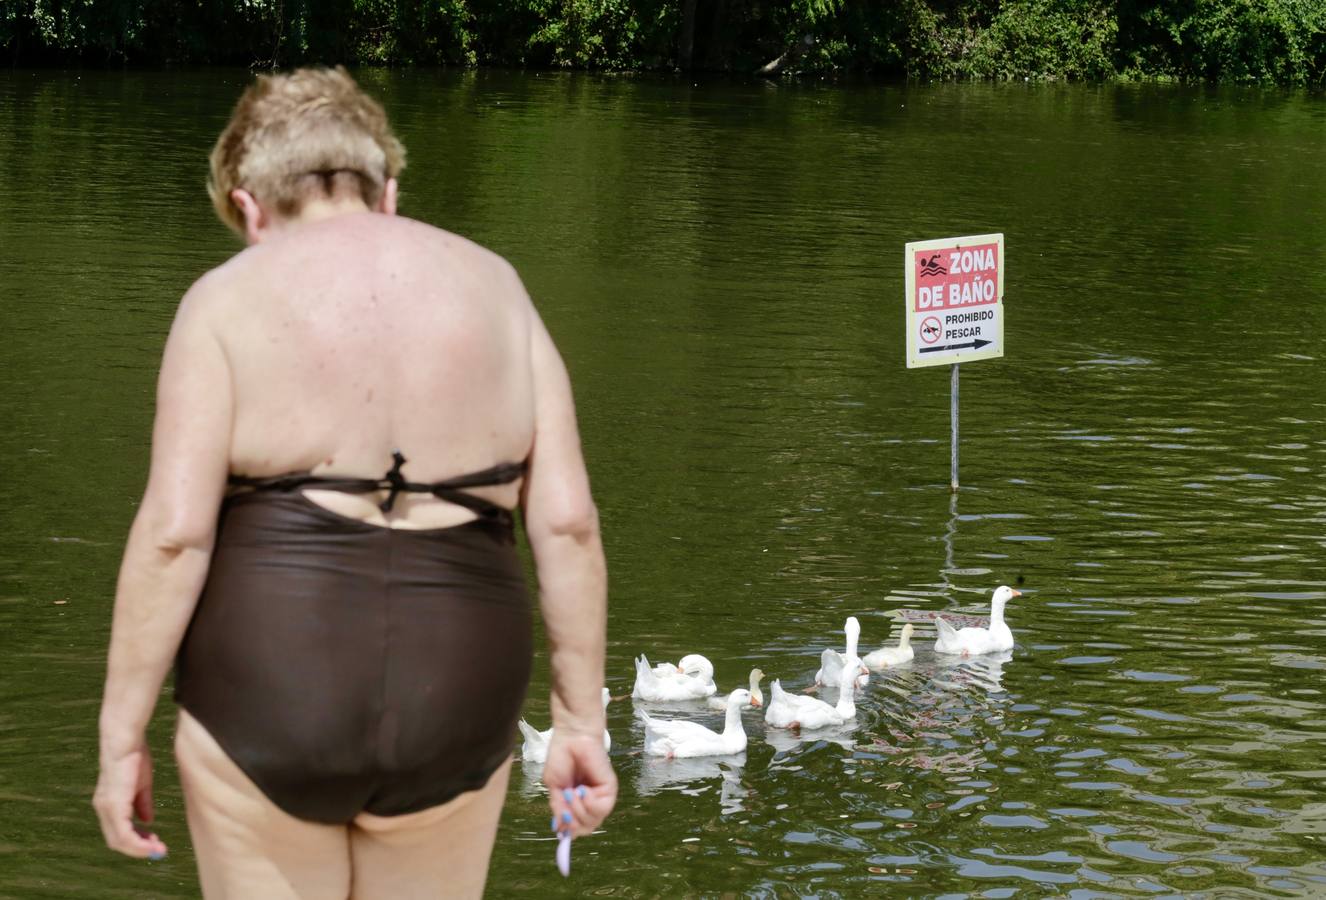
<box><xmin>389</xmin><ymin>216</ymin><xmax>530</xmax><ymax>297</ymax></box>
<box><xmin>181</xmin><ymin>214</ymin><xmax>535</xmax><ymax>339</ymax></box>
<box><xmin>172</xmin><ymin>256</ymin><xmax>246</xmax><ymax>330</ymax></box>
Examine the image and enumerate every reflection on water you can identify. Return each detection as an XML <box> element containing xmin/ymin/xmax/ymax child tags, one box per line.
<box><xmin>765</xmin><ymin>727</ymin><xmax>856</xmax><ymax>755</ymax></box>
<box><xmin>635</xmin><ymin>754</ymin><xmax>747</xmax><ymax>802</ymax></box>
<box><xmin>932</xmin><ymin>649</ymin><xmax>1012</xmax><ymax>694</ymax></box>
<box><xmin>3</xmin><ymin>71</ymin><xmax>1326</xmax><ymax>896</ymax></box>
<box><xmin>516</xmin><ymin>760</ymin><xmax>551</xmax><ymax>799</ymax></box>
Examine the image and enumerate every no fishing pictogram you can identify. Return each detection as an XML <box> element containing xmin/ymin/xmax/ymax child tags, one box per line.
<box><xmin>920</xmin><ymin>316</ymin><xmax>942</xmax><ymax>345</ymax></box>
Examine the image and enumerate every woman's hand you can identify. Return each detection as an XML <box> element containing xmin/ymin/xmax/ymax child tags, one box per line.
<box><xmin>542</xmin><ymin>731</ymin><xmax>616</xmax><ymax>838</ymax></box>
<box><xmin>92</xmin><ymin>741</ymin><xmax>168</xmax><ymax>859</ymax></box>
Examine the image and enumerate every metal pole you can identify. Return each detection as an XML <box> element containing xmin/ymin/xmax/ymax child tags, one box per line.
<box><xmin>950</xmin><ymin>363</ymin><xmax>960</xmax><ymax>492</ymax></box>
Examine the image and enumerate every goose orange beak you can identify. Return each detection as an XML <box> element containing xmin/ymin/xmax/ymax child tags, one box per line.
<box><xmin>750</xmin><ymin>696</ymin><xmax>762</xmax><ymax>708</ymax></box>
<box><xmin>1011</xmin><ymin>590</ymin><xmax>1023</xmax><ymax>598</ymax></box>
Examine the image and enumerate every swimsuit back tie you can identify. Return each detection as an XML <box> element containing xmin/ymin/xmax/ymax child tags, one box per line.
<box><xmin>228</xmin><ymin>450</ymin><xmax>525</xmax><ymax>517</ymax></box>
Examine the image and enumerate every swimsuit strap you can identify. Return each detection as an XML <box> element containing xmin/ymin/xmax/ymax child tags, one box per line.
<box><xmin>228</xmin><ymin>450</ymin><xmax>525</xmax><ymax>517</ymax></box>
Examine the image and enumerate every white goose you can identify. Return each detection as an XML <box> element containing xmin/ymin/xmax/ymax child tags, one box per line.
<box><xmin>863</xmin><ymin>623</ymin><xmax>915</xmax><ymax>670</ymax></box>
<box><xmin>814</xmin><ymin>616</ymin><xmax>869</xmax><ymax>689</ymax></box>
<box><xmin>517</xmin><ymin>688</ymin><xmax>612</xmax><ymax>764</ymax></box>
<box><xmin>632</xmin><ymin>653</ymin><xmax>717</xmax><ymax>702</ymax></box>
<box><xmin>637</xmin><ymin>688</ymin><xmax>757</xmax><ymax>758</ymax></box>
<box><xmin>766</xmin><ymin>659</ymin><xmax>863</xmax><ymax>731</ymax></box>
<box><xmin>708</xmin><ymin>668</ymin><xmax>765</xmax><ymax>710</ymax></box>
<box><xmin>934</xmin><ymin>586</ymin><xmax>1021</xmax><ymax>656</ymax></box>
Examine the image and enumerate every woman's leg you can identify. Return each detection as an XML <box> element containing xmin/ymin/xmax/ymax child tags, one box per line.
<box><xmin>174</xmin><ymin>709</ymin><xmax>352</xmax><ymax>900</ymax></box>
<box><xmin>348</xmin><ymin>758</ymin><xmax>513</xmax><ymax>900</ymax></box>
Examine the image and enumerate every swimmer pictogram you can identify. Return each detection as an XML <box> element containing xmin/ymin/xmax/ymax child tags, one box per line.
<box><xmin>920</xmin><ymin>316</ymin><xmax>942</xmax><ymax>345</ymax></box>
<box><xmin>918</xmin><ymin>254</ymin><xmax>947</xmax><ymax>277</ymax></box>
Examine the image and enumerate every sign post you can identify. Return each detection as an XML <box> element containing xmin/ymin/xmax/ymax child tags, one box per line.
<box><xmin>904</xmin><ymin>233</ymin><xmax>1005</xmax><ymax>492</ymax></box>
<box><xmin>950</xmin><ymin>361</ymin><xmax>959</xmax><ymax>492</ymax></box>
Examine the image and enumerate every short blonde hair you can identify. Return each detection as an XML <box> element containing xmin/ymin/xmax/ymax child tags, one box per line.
<box><xmin>208</xmin><ymin>66</ymin><xmax>406</xmax><ymax>234</ymax></box>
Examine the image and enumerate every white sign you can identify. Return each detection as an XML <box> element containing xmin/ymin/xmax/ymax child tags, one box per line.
<box><xmin>905</xmin><ymin>233</ymin><xmax>1005</xmax><ymax>369</ymax></box>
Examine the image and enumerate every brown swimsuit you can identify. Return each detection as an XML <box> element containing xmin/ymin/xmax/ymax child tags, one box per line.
<box><xmin>174</xmin><ymin>452</ymin><xmax>532</xmax><ymax>824</ymax></box>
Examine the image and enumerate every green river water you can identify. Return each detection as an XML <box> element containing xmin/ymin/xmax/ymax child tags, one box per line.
<box><xmin>1</xmin><ymin>70</ymin><xmax>1324</xmax><ymax>898</ymax></box>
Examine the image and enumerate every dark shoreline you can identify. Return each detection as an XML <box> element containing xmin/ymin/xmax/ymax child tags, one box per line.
<box><xmin>6</xmin><ymin>1</ymin><xmax>1326</xmax><ymax>86</ymax></box>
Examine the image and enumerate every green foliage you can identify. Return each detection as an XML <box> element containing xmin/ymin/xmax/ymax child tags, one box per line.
<box><xmin>341</xmin><ymin>0</ymin><xmax>478</xmax><ymax>65</ymax></box>
<box><xmin>524</xmin><ymin>0</ymin><xmax>640</xmax><ymax>67</ymax></box>
<box><xmin>1117</xmin><ymin>0</ymin><xmax>1326</xmax><ymax>83</ymax></box>
<box><xmin>3</xmin><ymin>0</ymin><xmax>1326</xmax><ymax>84</ymax></box>
<box><xmin>1181</xmin><ymin>0</ymin><xmax>1325</xmax><ymax>82</ymax></box>
<box><xmin>965</xmin><ymin>0</ymin><xmax>1118</xmax><ymax>80</ymax></box>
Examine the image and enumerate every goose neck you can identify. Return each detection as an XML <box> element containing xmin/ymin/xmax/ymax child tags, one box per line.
<box><xmin>723</xmin><ymin>700</ymin><xmax>746</xmax><ymax>736</ymax></box>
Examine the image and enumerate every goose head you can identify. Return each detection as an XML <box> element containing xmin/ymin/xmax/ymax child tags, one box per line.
<box><xmin>748</xmin><ymin>668</ymin><xmax>765</xmax><ymax>707</ymax></box>
<box><xmin>677</xmin><ymin>654</ymin><xmax>714</xmax><ymax>681</ymax></box>
<box><xmin>727</xmin><ymin>687</ymin><xmax>757</xmax><ymax>709</ymax></box>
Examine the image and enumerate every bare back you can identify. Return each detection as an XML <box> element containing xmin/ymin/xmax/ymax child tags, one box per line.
<box><xmin>206</xmin><ymin>213</ymin><xmax>534</xmax><ymax>526</ymax></box>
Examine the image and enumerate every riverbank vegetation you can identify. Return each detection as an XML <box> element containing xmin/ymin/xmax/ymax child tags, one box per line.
<box><xmin>5</xmin><ymin>1</ymin><xmax>1326</xmax><ymax>84</ymax></box>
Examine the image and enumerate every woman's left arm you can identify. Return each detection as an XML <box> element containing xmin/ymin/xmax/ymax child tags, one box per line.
<box><xmin>93</xmin><ymin>282</ymin><xmax>232</xmax><ymax>859</ymax></box>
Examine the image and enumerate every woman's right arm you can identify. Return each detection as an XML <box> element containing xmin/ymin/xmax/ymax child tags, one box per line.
<box><xmin>520</xmin><ymin>304</ymin><xmax>616</xmax><ymax>839</ymax></box>
<box><xmin>94</xmin><ymin>281</ymin><xmax>232</xmax><ymax>859</ymax></box>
